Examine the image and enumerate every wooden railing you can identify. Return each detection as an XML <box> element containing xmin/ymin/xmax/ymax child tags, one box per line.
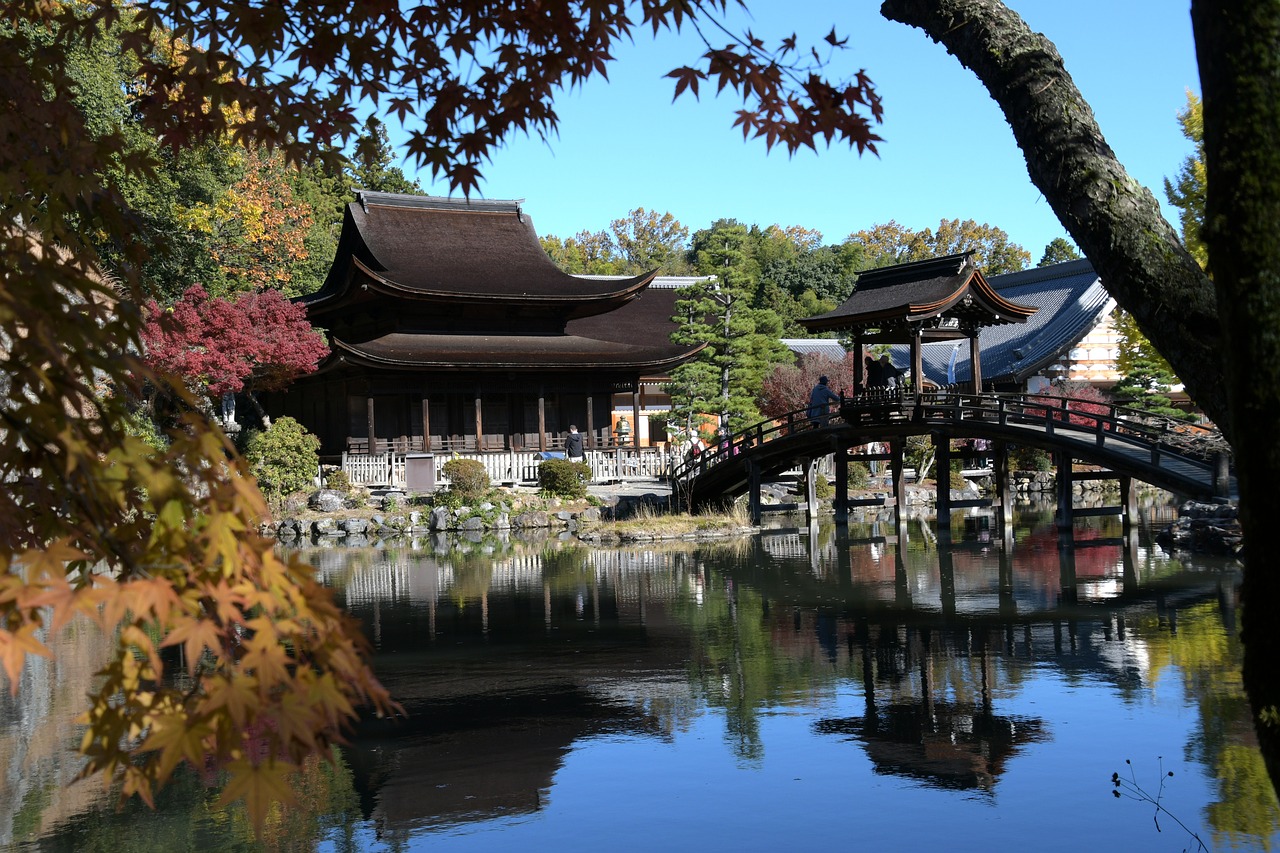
<box><xmin>341</xmin><ymin>447</ymin><xmax>671</xmax><ymax>489</ymax></box>
<box><xmin>668</xmin><ymin>390</ymin><xmax>1232</xmax><ymax>500</ymax></box>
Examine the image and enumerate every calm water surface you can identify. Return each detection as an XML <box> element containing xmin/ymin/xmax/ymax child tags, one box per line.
<box><xmin>3</xmin><ymin>502</ymin><xmax>1279</xmax><ymax>852</ymax></box>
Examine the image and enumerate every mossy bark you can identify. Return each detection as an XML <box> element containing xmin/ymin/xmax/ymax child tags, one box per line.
<box><xmin>882</xmin><ymin>0</ymin><xmax>1280</xmax><ymax>795</ymax></box>
<box><xmin>881</xmin><ymin>0</ymin><xmax>1228</xmax><ymax>437</ymax></box>
<box><xmin>1192</xmin><ymin>0</ymin><xmax>1280</xmax><ymax>794</ymax></box>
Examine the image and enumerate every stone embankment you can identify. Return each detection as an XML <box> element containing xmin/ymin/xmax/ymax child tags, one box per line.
<box><xmin>265</xmin><ymin>488</ymin><xmax>678</xmax><ymax>545</ymax></box>
<box><xmin>1156</xmin><ymin>501</ymin><xmax>1242</xmax><ymax>556</ymax></box>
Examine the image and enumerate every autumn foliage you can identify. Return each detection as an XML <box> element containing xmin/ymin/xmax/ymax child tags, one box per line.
<box><xmin>141</xmin><ymin>284</ymin><xmax>328</xmax><ymax>403</ymax></box>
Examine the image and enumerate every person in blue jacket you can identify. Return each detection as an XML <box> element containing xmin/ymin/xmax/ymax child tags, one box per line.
<box><xmin>807</xmin><ymin>375</ymin><xmax>840</xmax><ymax>428</ymax></box>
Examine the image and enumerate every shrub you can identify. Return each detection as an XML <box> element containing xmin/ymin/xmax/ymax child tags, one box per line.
<box><xmin>243</xmin><ymin>417</ymin><xmax>320</xmax><ymax>502</ymax></box>
<box><xmin>538</xmin><ymin>458</ymin><xmax>591</xmax><ymax>499</ymax></box>
<box><xmin>324</xmin><ymin>468</ymin><xmax>352</xmax><ymax>493</ymax></box>
<box><xmin>849</xmin><ymin>461</ymin><xmax>870</xmax><ymax>491</ymax></box>
<box><xmin>442</xmin><ymin>457</ymin><xmax>490</xmax><ymax>502</ymax></box>
<box><xmin>1010</xmin><ymin>445</ymin><xmax>1052</xmax><ymax>472</ymax></box>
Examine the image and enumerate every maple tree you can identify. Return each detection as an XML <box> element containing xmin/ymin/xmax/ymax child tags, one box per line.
<box><xmin>5</xmin><ymin>0</ymin><xmax>1280</xmax><ymax>806</ymax></box>
<box><xmin>758</xmin><ymin>352</ymin><xmax>853</xmax><ymax>420</ymax></box>
<box><xmin>140</xmin><ymin>284</ymin><xmax>329</xmax><ymax>424</ymax></box>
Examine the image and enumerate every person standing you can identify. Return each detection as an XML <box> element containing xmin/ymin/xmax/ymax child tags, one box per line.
<box><xmin>807</xmin><ymin>375</ymin><xmax>840</xmax><ymax>428</ymax></box>
<box><xmin>565</xmin><ymin>424</ymin><xmax>585</xmax><ymax>461</ymax></box>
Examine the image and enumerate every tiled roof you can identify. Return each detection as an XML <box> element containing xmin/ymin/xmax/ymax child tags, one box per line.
<box><xmin>887</xmin><ymin>259</ymin><xmax>1110</xmax><ymax>386</ymax></box>
<box><xmin>782</xmin><ymin>339</ymin><xmax>847</xmax><ymax>360</ymax></box>
<box><xmin>328</xmin><ymin>331</ymin><xmax>696</xmax><ymax>372</ymax></box>
<box><xmin>801</xmin><ymin>253</ymin><xmax>1036</xmax><ymax>332</ymax></box>
<box><xmin>302</xmin><ymin>192</ymin><xmax>651</xmax><ymax>314</ymax></box>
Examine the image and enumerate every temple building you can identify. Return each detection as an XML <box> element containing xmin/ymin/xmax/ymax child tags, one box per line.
<box><xmin>261</xmin><ymin>191</ymin><xmax>703</xmax><ymax>457</ymax></box>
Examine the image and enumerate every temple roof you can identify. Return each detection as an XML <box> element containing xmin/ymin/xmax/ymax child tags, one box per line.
<box><xmin>800</xmin><ymin>253</ymin><xmax>1037</xmax><ymax>337</ymax></box>
<box><xmin>325</xmin><ymin>330</ymin><xmax>696</xmax><ymax>373</ymax></box>
<box><xmin>891</xmin><ymin>258</ymin><xmax>1109</xmax><ymax>386</ymax></box>
<box><xmin>301</xmin><ymin>191</ymin><xmax>653</xmax><ymax>321</ymax></box>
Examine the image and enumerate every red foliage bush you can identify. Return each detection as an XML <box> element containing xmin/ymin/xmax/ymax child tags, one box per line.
<box><xmin>142</xmin><ymin>285</ymin><xmax>328</xmax><ymax>399</ymax></box>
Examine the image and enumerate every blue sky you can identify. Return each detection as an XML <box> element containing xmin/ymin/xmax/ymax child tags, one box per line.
<box><xmin>407</xmin><ymin>2</ymin><xmax>1200</xmax><ymax>258</ymax></box>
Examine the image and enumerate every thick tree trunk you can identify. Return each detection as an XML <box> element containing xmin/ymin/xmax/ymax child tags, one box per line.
<box><xmin>881</xmin><ymin>0</ymin><xmax>1230</xmax><ymax>438</ymax></box>
<box><xmin>1192</xmin><ymin>0</ymin><xmax>1280</xmax><ymax>793</ymax></box>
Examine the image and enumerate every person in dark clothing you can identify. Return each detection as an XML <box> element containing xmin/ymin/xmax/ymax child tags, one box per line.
<box><xmin>565</xmin><ymin>424</ymin><xmax>585</xmax><ymax>460</ymax></box>
<box><xmin>879</xmin><ymin>354</ymin><xmax>905</xmax><ymax>388</ymax></box>
<box><xmin>807</xmin><ymin>375</ymin><xmax>841</xmax><ymax>428</ymax></box>
<box><xmin>865</xmin><ymin>355</ymin><xmax>886</xmax><ymax>388</ymax></box>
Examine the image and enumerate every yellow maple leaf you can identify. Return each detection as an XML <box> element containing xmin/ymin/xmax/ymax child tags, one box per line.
<box><xmin>160</xmin><ymin>615</ymin><xmax>225</xmax><ymax>673</ymax></box>
<box><xmin>218</xmin><ymin>757</ymin><xmax>297</xmax><ymax>830</ymax></box>
<box><xmin>0</xmin><ymin>623</ymin><xmax>52</xmax><ymax>690</ymax></box>
<box><xmin>140</xmin><ymin>709</ymin><xmax>214</xmax><ymax>783</ymax></box>
<box><xmin>199</xmin><ymin>673</ymin><xmax>260</xmax><ymax>727</ymax></box>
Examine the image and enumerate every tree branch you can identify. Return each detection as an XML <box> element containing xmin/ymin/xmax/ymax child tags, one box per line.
<box><xmin>881</xmin><ymin>0</ymin><xmax>1229</xmax><ymax>435</ymax></box>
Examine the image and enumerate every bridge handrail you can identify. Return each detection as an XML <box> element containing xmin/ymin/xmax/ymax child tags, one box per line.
<box><xmin>671</xmin><ymin>389</ymin><xmax>1230</xmax><ymax>498</ymax></box>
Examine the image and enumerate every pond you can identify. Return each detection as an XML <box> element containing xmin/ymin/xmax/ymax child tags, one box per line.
<box><xmin>2</xmin><ymin>501</ymin><xmax>1279</xmax><ymax>851</ymax></box>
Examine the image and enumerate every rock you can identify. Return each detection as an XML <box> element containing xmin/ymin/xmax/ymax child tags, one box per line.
<box><xmin>461</xmin><ymin>515</ymin><xmax>485</xmax><ymax>531</ymax></box>
<box><xmin>276</xmin><ymin>519</ymin><xmax>303</xmax><ymax>539</ymax></box>
<box><xmin>338</xmin><ymin>517</ymin><xmax>369</xmax><ymax>535</ymax></box>
<box><xmin>579</xmin><ymin>506</ymin><xmax>601</xmax><ymax>523</ymax></box>
<box><xmin>429</xmin><ymin>507</ymin><xmax>452</xmax><ymax>531</ymax></box>
<box><xmin>308</xmin><ymin>489</ymin><xmax>346</xmax><ymax>512</ymax></box>
<box><xmin>311</xmin><ymin>517</ymin><xmax>338</xmax><ymax>537</ymax></box>
<box><xmin>513</xmin><ymin>510</ymin><xmax>550</xmax><ymax>528</ymax></box>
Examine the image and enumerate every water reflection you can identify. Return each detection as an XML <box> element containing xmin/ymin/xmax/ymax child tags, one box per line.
<box><xmin>2</xmin><ymin>506</ymin><xmax>1278</xmax><ymax>851</ymax></box>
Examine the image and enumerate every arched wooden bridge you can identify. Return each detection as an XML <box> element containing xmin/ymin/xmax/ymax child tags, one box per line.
<box><xmin>673</xmin><ymin>390</ymin><xmax>1234</xmax><ymax>523</ymax></box>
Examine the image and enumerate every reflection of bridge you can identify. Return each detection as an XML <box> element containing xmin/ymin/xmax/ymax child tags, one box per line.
<box><xmin>675</xmin><ymin>390</ymin><xmax>1234</xmax><ymax>538</ymax></box>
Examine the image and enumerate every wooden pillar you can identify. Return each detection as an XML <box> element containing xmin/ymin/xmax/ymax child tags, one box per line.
<box><xmin>632</xmin><ymin>387</ymin><xmax>641</xmax><ymax>449</ymax></box>
<box><xmin>538</xmin><ymin>391</ymin><xmax>547</xmax><ymax>451</ymax></box>
<box><xmin>891</xmin><ymin>439</ymin><xmax>906</xmax><ymax>538</ymax></box>
<box><xmin>421</xmin><ymin>396</ymin><xmax>431</xmax><ymax>451</ymax></box>
<box><xmin>748</xmin><ymin>459</ymin><xmax>762</xmax><ymax>525</ymax></box>
<box><xmin>935</xmin><ymin>434</ymin><xmax>952</xmax><ymax>542</ymax></box>
<box><xmin>1055</xmin><ymin>450</ymin><xmax>1074</xmax><ymax>543</ymax></box>
<box><xmin>969</xmin><ymin>333</ymin><xmax>983</xmax><ymax>392</ymax></box>
<box><xmin>474</xmin><ymin>390</ymin><xmax>483</xmax><ymax>450</ymax></box>
<box><xmin>993</xmin><ymin>441</ymin><xmax>1013</xmax><ymax>550</ymax></box>
<box><xmin>1058</xmin><ymin>546</ymin><xmax>1078</xmax><ymax>604</ymax></box>
<box><xmin>804</xmin><ymin>458</ymin><xmax>819</xmax><ymax>525</ymax></box>
<box><xmin>1120</xmin><ymin>474</ymin><xmax>1136</xmax><ymax>536</ymax></box>
<box><xmin>1213</xmin><ymin>451</ymin><xmax>1231</xmax><ymax>498</ymax></box>
<box><xmin>911</xmin><ymin>328</ymin><xmax>923</xmax><ymax>393</ymax></box>
<box><xmin>586</xmin><ymin>394</ymin><xmax>596</xmax><ymax>450</ymax></box>
<box><xmin>834</xmin><ymin>441</ymin><xmax>849</xmax><ymax>525</ymax></box>
<box><xmin>366</xmin><ymin>396</ymin><xmax>375</xmax><ymax>452</ymax></box>
<box><xmin>854</xmin><ymin>335</ymin><xmax>865</xmax><ymax>396</ymax></box>
<box><xmin>939</xmin><ymin>547</ymin><xmax>956</xmax><ymax>619</ymax></box>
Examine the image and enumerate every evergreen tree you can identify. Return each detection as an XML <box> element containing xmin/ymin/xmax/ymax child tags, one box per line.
<box><xmin>1111</xmin><ymin>310</ymin><xmax>1196</xmax><ymax>420</ymax></box>
<box><xmin>668</xmin><ymin>222</ymin><xmax>789</xmax><ymax>433</ymax></box>
<box><xmin>349</xmin><ymin>116</ymin><xmax>422</xmax><ymax>195</ymax></box>
<box><xmin>1038</xmin><ymin>237</ymin><xmax>1081</xmax><ymax>267</ymax></box>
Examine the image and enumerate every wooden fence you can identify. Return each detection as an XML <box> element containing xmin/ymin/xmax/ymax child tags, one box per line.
<box><xmin>340</xmin><ymin>447</ymin><xmax>673</xmax><ymax>490</ymax></box>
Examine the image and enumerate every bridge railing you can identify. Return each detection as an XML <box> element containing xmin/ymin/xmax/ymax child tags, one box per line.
<box><xmin>671</xmin><ymin>389</ymin><xmax>1230</xmax><ymax>498</ymax></box>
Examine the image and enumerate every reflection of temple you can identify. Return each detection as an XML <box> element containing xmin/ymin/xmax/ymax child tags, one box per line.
<box><xmin>292</xmin><ymin>530</ymin><xmax>1233</xmax><ymax>835</ymax></box>
<box><xmin>316</xmin><ymin>543</ymin><xmax>706</xmax><ymax>838</ymax></box>
<box><xmin>814</xmin><ymin>624</ymin><xmax>1047</xmax><ymax>792</ymax></box>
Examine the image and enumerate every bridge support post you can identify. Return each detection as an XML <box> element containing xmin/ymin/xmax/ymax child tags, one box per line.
<box><xmin>834</xmin><ymin>442</ymin><xmax>849</xmax><ymax>525</ymax></box>
<box><xmin>1055</xmin><ymin>451</ymin><xmax>1074</xmax><ymax>547</ymax></box>
<box><xmin>994</xmin><ymin>441</ymin><xmax>1014</xmax><ymax>551</ymax></box>
<box><xmin>747</xmin><ymin>459</ymin><xmax>762</xmax><ymax>526</ymax></box>
<box><xmin>1213</xmin><ymin>451</ymin><xmax>1232</xmax><ymax>499</ymax></box>
<box><xmin>935</xmin><ymin>434</ymin><xmax>952</xmax><ymax>543</ymax></box>
<box><xmin>891</xmin><ymin>439</ymin><xmax>907</xmax><ymax>539</ymax></box>
<box><xmin>804</xmin><ymin>458</ymin><xmax>819</xmax><ymax>525</ymax></box>
<box><xmin>1120</xmin><ymin>474</ymin><xmax>1136</xmax><ymax>539</ymax></box>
